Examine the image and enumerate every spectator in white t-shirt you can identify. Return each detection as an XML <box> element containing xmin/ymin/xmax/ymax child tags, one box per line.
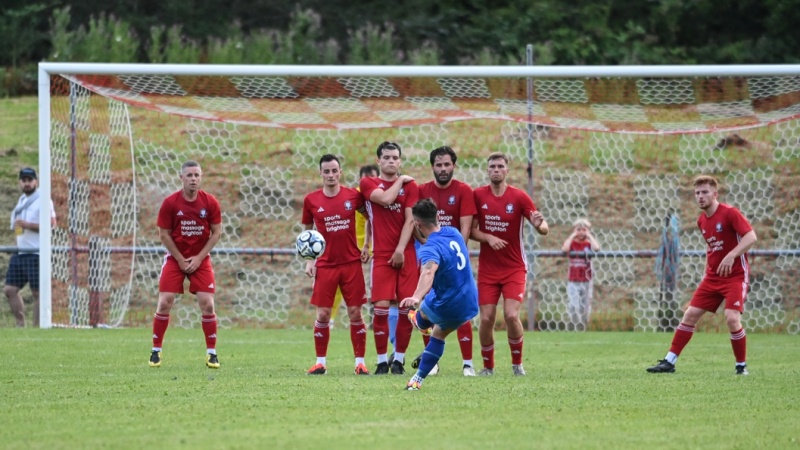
<box><xmin>4</xmin><ymin>168</ymin><xmax>56</xmax><ymax>327</ymax></box>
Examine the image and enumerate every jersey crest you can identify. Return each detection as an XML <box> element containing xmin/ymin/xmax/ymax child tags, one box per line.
<box><xmin>200</xmin><ymin>209</ymin><xmax>207</xmax><ymax>218</ymax></box>
<box><xmin>344</xmin><ymin>200</ymin><xmax>353</xmax><ymax>210</ymax></box>
<box><xmin>505</xmin><ymin>203</ymin><xmax>514</xmax><ymax>214</ymax></box>
<box><xmin>448</xmin><ymin>195</ymin><xmax>456</xmax><ymax>205</ymax></box>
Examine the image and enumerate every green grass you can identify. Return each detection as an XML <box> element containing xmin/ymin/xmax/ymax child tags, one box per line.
<box><xmin>2</xmin><ymin>328</ymin><xmax>798</xmax><ymax>449</ymax></box>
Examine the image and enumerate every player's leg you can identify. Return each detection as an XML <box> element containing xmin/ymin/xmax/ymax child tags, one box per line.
<box><xmin>502</xmin><ymin>296</ymin><xmax>526</xmax><ymax>376</ymax></box>
<box><xmin>388</xmin><ymin>300</ymin><xmax>399</xmax><ymax>346</ymax></box>
<box><xmin>391</xmin><ymin>250</ymin><xmax>420</xmax><ymax>375</ymax></box>
<box><xmin>370</xmin><ymin>259</ymin><xmax>398</xmax><ymax>374</ymax></box>
<box><xmin>722</xmin><ymin>281</ymin><xmax>748</xmax><ymax>375</ymax></box>
<box><xmin>307</xmin><ymin>266</ymin><xmax>338</xmax><ymax>375</ymax></box>
<box><xmin>501</xmin><ymin>273</ymin><xmax>527</xmax><ymax>376</ymax></box>
<box><xmin>477</xmin><ymin>278</ymin><xmax>500</xmax><ymax>375</ymax></box>
<box><xmin>456</xmin><ymin>321</ymin><xmax>475</xmax><ymax>376</ymax></box>
<box><xmin>341</xmin><ymin>261</ymin><xmax>369</xmax><ymax>375</ymax></box>
<box><xmin>406</xmin><ymin>314</ymin><xmax>458</xmax><ymax>390</ymax></box>
<box><xmin>150</xmin><ymin>257</ymin><xmax>184</xmax><ymax>367</ymax></box>
<box><xmin>648</xmin><ymin>279</ymin><xmax>717</xmax><ymax>373</ymax></box>
<box><xmin>411</xmin><ymin>290</ymin><xmax>436</xmax><ymax>371</ymax></box>
<box><xmin>4</xmin><ymin>255</ymin><xmax>26</xmax><ymax>327</ymax></box>
<box><xmin>189</xmin><ymin>258</ymin><xmax>219</xmax><ymax>369</ymax></box>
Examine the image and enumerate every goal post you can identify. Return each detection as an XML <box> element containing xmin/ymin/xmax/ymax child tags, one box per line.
<box><xmin>37</xmin><ymin>62</ymin><xmax>800</xmax><ymax>333</ymax></box>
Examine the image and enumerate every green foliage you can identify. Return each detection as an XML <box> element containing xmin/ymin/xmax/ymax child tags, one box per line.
<box><xmin>162</xmin><ymin>25</ymin><xmax>201</xmax><ymax>64</ymax></box>
<box><xmin>47</xmin><ymin>9</ymin><xmax>139</xmax><ymax>63</ymax></box>
<box><xmin>408</xmin><ymin>41</ymin><xmax>441</xmax><ymax>65</ymax></box>
<box><xmin>207</xmin><ymin>22</ymin><xmax>246</xmax><ymax>64</ymax></box>
<box><xmin>0</xmin><ymin>4</ymin><xmax>48</xmax><ymax>68</ymax></box>
<box><xmin>346</xmin><ymin>23</ymin><xmax>400</xmax><ymax>65</ymax></box>
<box><xmin>2</xmin><ymin>328</ymin><xmax>800</xmax><ymax>449</ymax></box>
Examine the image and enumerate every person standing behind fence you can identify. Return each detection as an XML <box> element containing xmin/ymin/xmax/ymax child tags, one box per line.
<box><xmin>149</xmin><ymin>160</ymin><xmax>223</xmax><ymax>369</ymax></box>
<box><xmin>647</xmin><ymin>175</ymin><xmax>756</xmax><ymax>375</ymax></box>
<box><xmin>4</xmin><ymin>168</ymin><xmax>56</xmax><ymax>327</ymax></box>
<box><xmin>471</xmin><ymin>152</ymin><xmax>549</xmax><ymax>376</ymax></box>
<box><xmin>561</xmin><ymin>218</ymin><xmax>600</xmax><ymax>331</ymax></box>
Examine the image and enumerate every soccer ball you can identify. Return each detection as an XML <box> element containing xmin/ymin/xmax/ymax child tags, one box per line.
<box><xmin>296</xmin><ymin>230</ymin><xmax>326</xmax><ymax>260</ymax></box>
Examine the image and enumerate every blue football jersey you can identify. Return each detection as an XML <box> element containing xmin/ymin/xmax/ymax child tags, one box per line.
<box><xmin>417</xmin><ymin>227</ymin><xmax>478</xmax><ymax>323</ymax></box>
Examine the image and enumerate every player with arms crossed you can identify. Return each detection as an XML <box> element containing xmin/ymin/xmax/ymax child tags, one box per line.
<box><xmin>150</xmin><ymin>160</ymin><xmax>223</xmax><ymax>369</ymax></box>
<box><xmin>401</xmin><ymin>198</ymin><xmax>479</xmax><ymax>390</ymax></box>
<box><xmin>414</xmin><ymin>146</ymin><xmax>478</xmax><ymax>376</ymax></box>
<box><xmin>302</xmin><ymin>154</ymin><xmax>371</xmax><ymax>375</ymax></box>
<box><xmin>471</xmin><ymin>152</ymin><xmax>549</xmax><ymax>376</ymax></box>
<box><xmin>647</xmin><ymin>175</ymin><xmax>757</xmax><ymax>375</ymax></box>
<box><xmin>360</xmin><ymin>141</ymin><xmax>420</xmax><ymax>375</ymax></box>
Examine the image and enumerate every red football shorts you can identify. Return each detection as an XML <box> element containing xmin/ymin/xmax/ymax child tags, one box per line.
<box><xmin>311</xmin><ymin>261</ymin><xmax>367</xmax><ymax>308</ymax></box>
<box><xmin>690</xmin><ymin>276</ymin><xmax>748</xmax><ymax>313</ymax></box>
<box><xmin>370</xmin><ymin>248</ymin><xmax>419</xmax><ymax>302</ymax></box>
<box><xmin>159</xmin><ymin>255</ymin><xmax>216</xmax><ymax>294</ymax></box>
<box><xmin>478</xmin><ymin>270</ymin><xmax>527</xmax><ymax>306</ymax></box>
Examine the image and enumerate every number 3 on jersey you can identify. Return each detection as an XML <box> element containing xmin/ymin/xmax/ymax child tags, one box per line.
<box><xmin>449</xmin><ymin>240</ymin><xmax>466</xmax><ymax>270</ymax></box>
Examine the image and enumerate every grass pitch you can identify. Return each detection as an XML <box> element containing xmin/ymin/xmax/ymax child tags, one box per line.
<box><xmin>1</xmin><ymin>328</ymin><xmax>798</xmax><ymax>449</ymax></box>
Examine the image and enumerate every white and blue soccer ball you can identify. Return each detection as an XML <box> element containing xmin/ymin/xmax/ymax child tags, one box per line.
<box><xmin>296</xmin><ymin>230</ymin><xmax>326</xmax><ymax>260</ymax></box>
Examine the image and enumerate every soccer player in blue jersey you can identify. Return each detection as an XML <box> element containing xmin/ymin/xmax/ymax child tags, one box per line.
<box><xmin>400</xmin><ymin>198</ymin><xmax>479</xmax><ymax>390</ymax></box>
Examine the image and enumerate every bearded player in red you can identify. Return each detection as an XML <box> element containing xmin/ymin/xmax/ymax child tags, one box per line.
<box><xmin>471</xmin><ymin>152</ymin><xmax>549</xmax><ymax>376</ymax></box>
<box><xmin>414</xmin><ymin>146</ymin><xmax>478</xmax><ymax>376</ymax></box>
<box><xmin>648</xmin><ymin>175</ymin><xmax>757</xmax><ymax>375</ymax></box>
<box><xmin>149</xmin><ymin>160</ymin><xmax>223</xmax><ymax>369</ymax></box>
<box><xmin>302</xmin><ymin>154</ymin><xmax>371</xmax><ymax>376</ymax></box>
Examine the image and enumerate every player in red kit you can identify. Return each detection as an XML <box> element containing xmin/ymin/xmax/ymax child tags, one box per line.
<box><xmin>302</xmin><ymin>154</ymin><xmax>371</xmax><ymax>376</ymax></box>
<box><xmin>471</xmin><ymin>152</ymin><xmax>549</xmax><ymax>376</ymax></box>
<box><xmin>360</xmin><ymin>141</ymin><xmax>420</xmax><ymax>375</ymax></box>
<box><xmin>413</xmin><ymin>146</ymin><xmax>478</xmax><ymax>376</ymax></box>
<box><xmin>149</xmin><ymin>160</ymin><xmax>223</xmax><ymax>369</ymax></box>
<box><xmin>648</xmin><ymin>175</ymin><xmax>757</xmax><ymax>375</ymax></box>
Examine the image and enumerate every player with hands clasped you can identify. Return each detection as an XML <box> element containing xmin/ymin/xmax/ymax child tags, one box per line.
<box><xmin>647</xmin><ymin>175</ymin><xmax>757</xmax><ymax>375</ymax></box>
<box><xmin>149</xmin><ymin>160</ymin><xmax>223</xmax><ymax>369</ymax></box>
<box><xmin>401</xmin><ymin>198</ymin><xmax>479</xmax><ymax>390</ymax></box>
<box><xmin>471</xmin><ymin>152</ymin><xmax>549</xmax><ymax>376</ymax></box>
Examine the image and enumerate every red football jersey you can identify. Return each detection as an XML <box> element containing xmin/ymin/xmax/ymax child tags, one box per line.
<box><xmin>697</xmin><ymin>202</ymin><xmax>753</xmax><ymax>280</ymax></box>
<box><xmin>302</xmin><ymin>187</ymin><xmax>364</xmax><ymax>267</ymax></box>
<box><xmin>473</xmin><ymin>185</ymin><xmax>537</xmax><ymax>276</ymax></box>
<box><xmin>157</xmin><ymin>190</ymin><xmax>222</xmax><ymax>258</ymax></box>
<box><xmin>418</xmin><ymin>179</ymin><xmax>477</xmax><ymax>229</ymax></box>
<box><xmin>359</xmin><ymin>176</ymin><xmax>419</xmax><ymax>255</ymax></box>
<box><xmin>567</xmin><ymin>240</ymin><xmax>593</xmax><ymax>282</ymax></box>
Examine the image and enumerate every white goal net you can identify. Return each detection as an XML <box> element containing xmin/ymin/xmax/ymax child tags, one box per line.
<box><xmin>38</xmin><ymin>64</ymin><xmax>800</xmax><ymax>333</ymax></box>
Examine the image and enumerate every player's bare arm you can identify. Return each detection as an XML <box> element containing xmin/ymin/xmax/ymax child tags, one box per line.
<box><xmin>159</xmin><ymin>227</ymin><xmax>187</xmax><ymax>270</ymax></box>
<box><xmin>400</xmin><ymin>260</ymin><xmax>438</xmax><ymax>309</ymax></box>
<box><xmin>391</xmin><ymin>207</ymin><xmax>416</xmax><ymax>268</ymax></box>
<box><xmin>717</xmin><ymin>230</ymin><xmax>757</xmax><ymax>277</ymax></box>
<box><xmin>459</xmin><ymin>215</ymin><xmax>473</xmax><ymax>243</ymax></box>
<box><xmin>529</xmin><ymin>211</ymin><xmax>549</xmax><ymax>235</ymax></box>
<box><xmin>361</xmin><ymin>218</ymin><xmax>372</xmax><ymax>264</ymax></box>
<box><xmin>469</xmin><ymin>217</ymin><xmax>507</xmax><ymax>250</ymax></box>
<box><xmin>185</xmin><ymin>222</ymin><xmax>223</xmax><ymax>274</ymax></box>
<box><xmin>302</xmin><ymin>223</ymin><xmax>317</xmax><ymax>276</ymax></box>
<box><xmin>369</xmin><ymin>175</ymin><xmax>414</xmax><ymax>206</ymax></box>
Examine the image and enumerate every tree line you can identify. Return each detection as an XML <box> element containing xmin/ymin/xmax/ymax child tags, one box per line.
<box><xmin>2</xmin><ymin>0</ymin><xmax>800</xmax><ymax>95</ymax></box>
